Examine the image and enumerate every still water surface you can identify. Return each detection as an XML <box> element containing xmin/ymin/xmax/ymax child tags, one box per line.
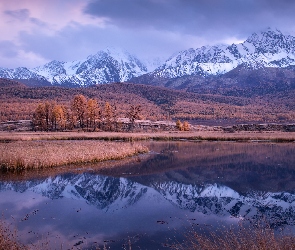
<box><xmin>1</xmin><ymin>141</ymin><xmax>295</xmax><ymax>249</ymax></box>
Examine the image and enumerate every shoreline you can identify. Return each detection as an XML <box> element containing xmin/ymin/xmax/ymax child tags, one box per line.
<box><xmin>1</xmin><ymin>130</ymin><xmax>295</xmax><ymax>171</ymax></box>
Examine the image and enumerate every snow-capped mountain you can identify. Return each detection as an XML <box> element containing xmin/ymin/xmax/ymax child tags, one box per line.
<box><xmin>1</xmin><ymin>173</ymin><xmax>295</xmax><ymax>226</ymax></box>
<box><xmin>0</xmin><ymin>48</ymin><xmax>154</xmax><ymax>87</ymax></box>
<box><xmin>0</xmin><ymin>66</ymin><xmax>50</xmax><ymax>86</ymax></box>
<box><xmin>2</xmin><ymin>28</ymin><xmax>295</xmax><ymax>88</ymax></box>
<box><xmin>148</xmin><ymin>28</ymin><xmax>295</xmax><ymax>79</ymax></box>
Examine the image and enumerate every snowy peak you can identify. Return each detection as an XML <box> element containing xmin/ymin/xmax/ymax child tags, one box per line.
<box><xmin>0</xmin><ymin>66</ymin><xmax>48</xmax><ymax>82</ymax></box>
<box><xmin>246</xmin><ymin>28</ymin><xmax>293</xmax><ymax>53</ymax></box>
<box><xmin>76</xmin><ymin>47</ymin><xmax>148</xmax><ymax>83</ymax></box>
<box><xmin>33</xmin><ymin>60</ymin><xmax>67</xmax><ymax>82</ymax></box>
<box><xmin>100</xmin><ymin>47</ymin><xmax>141</xmax><ymax>65</ymax></box>
<box><xmin>0</xmin><ymin>48</ymin><xmax>153</xmax><ymax>87</ymax></box>
<box><xmin>148</xmin><ymin>28</ymin><xmax>295</xmax><ymax>79</ymax></box>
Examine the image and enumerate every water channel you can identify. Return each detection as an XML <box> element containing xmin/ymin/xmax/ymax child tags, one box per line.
<box><xmin>1</xmin><ymin>141</ymin><xmax>295</xmax><ymax>249</ymax></box>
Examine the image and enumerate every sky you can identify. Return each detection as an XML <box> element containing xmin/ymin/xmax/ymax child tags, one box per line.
<box><xmin>1</xmin><ymin>0</ymin><xmax>295</xmax><ymax>69</ymax></box>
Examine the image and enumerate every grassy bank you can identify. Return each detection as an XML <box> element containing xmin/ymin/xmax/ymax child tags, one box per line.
<box><xmin>0</xmin><ymin>221</ymin><xmax>26</xmax><ymax>250</ymax></box>
<box><xmin>0</xmin><ymin>140</ymin><xmax>148</xmax><ymax>170</ymax></box>
<box><xmin>2</xmin><ymin>219</ymin><xmax>295</xmax><ymax>250</ymax></box>
<box><xmin>172</xmin><ymin>223</ymin><xmax>295</xmax><ymax>250</ymax></box>
<box><xmin>1</xmin><ymin>130</ymin><xmax>295</xmax><ymax>142</ymax></box>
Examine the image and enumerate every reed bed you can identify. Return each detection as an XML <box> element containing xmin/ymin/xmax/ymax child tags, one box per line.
<box><xmin>0</xmin><ymin>140</ymin><xmax>148</xmax><ymax>170</ymax></box>
<box><xmin>171</xmin><ymin>223</ymin><xmax>295</xmax><ymax>250</ymax></box>
<box><xmin>0</xmin><ymin>221</ymin><xmax>26</xmax><ymax>250</ymax></box>
<box><xmin>1</xmin><ymin>131</ymin><xmax>295</xmax><ymax>143</ymax></box>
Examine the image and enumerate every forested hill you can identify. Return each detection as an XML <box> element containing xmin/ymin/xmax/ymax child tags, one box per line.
<box><xmin>1</xmin><ymin>79</ymin><xmax>295</xmax><ymax>124</ymax></box>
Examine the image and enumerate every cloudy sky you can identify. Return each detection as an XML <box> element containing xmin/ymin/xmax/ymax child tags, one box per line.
<box><xmin>1</xmin><ymin>0</ymin><xmax>295</xmax><ymax>68</ymax></box>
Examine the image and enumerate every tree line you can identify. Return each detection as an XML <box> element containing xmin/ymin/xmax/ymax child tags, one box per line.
<box><xmin>32</xmin><ymin>94</ymin><xmax>141</xmax><ymax>131</ymax></box>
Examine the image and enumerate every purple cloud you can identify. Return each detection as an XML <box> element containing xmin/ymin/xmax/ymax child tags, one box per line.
<box><xmin>4</xmin><ymin>8</ymin><xmax>30</xmax><ymax>21</ymax></box>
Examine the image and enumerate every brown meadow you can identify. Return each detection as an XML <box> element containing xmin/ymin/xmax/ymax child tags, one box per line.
<box><xmin>0</xmin><ymin>221</ymin><xmax>26</xmax><ymax>250</ymax></box>
<box><xmin>1</xmin><ymin>130</ymin><xmax>295</xmax><ymax>142</ymax></box>
<box><xmin>0</xmin><ymin>140</ymin><xmax>148</xmax><ymax>170</ymax></box>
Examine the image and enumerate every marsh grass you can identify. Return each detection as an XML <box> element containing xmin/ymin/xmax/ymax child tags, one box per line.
<box><xmin>0</xmin><ymin>221</ymin><xmax>26</xmax><ymax>250</ymax></box>
<box><xmin>171</xmin><ymin>222</ymin><xmax>295</xmax><ymax>250</ymax></box>
<box><xmin>1</xmin><ymin>217</ymin><xmax>295</xmax><ymax>250</ymax></box>
<box><xmin>0</xmin><ymin>140</ymin><xmax>148</xmax><ymax>170</ymax></box>
<box><xmin>1</xmin><ymin>131</ymin><xmax>295</xmax><ymax>143</ymax></box>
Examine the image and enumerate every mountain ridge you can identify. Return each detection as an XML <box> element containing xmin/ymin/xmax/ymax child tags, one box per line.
<box><xmin>0</xmin><ymin>47</ymin><xmax>159</xmax><ymax>87</ymax></box>
<box><xmin>132</xmin><ymin>28</ymin><xmax>295</xmax><ymax>89</ymax></box>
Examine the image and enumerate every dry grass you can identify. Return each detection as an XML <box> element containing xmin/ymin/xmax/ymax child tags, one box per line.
<box><xmin>0</xmin><ymin>221</ymin><xmax>26</xmax><ymax>250</ymax></box>
<box><xmin>172</xmin><ymin>223</ymin><xmax>295</xmax><ymax>250</ymax></box>
<box><xmin>1</xmin><ymin>131</ymin><xmax>295</xmax><ymax>143</ymax></box>
<box><xmin>0</xmin><ymin>140</ymin><xmax>148</xmax><ymax>170</ymax></box>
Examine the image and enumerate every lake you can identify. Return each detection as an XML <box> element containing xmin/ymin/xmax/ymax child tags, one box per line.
<box><xmin>1</xmin><ymin>141</ymin><xmax>295</xmax><ymax>249</ymax></box>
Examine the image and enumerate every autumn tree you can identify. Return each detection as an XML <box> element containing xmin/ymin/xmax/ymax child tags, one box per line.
<box><xmin>111</xmin><ymin>104</ymin><xmax>122</xmax><ymax>132</ymax></box>
<box><xmin>32</xmin><ymin>103</ymin><xmax>46</xmax><ymax>131</ymax></box>
<box><xmin>71</xmin><ymin>94</ymin><xmax>87</xmax><ymax>128</ymax></box>
<box><xmin>86</xmin><ymin>99</ymin><xmax>100</xmax><ymax>131</ymax></box>
<box><xmin>126</xmin><ymin>105</ymin><xmax>142</xmax><ymax>131</ymax></box>
<box><xmin>52</xmin><ymin>104</ymin><xmax>67</xmax><ymax>130</ymax></box>
<box><xmin>183</xmin><ymin>121</ymin><xmax>190</xmax><ymax>131</ymax></box>
<box><xmin>65</xmin><ymin>108</ymin><xmax>75</xmax><ymax>130</ymax></box>
<box><xmin>103</xmin><ymin>102</ymin><xmax>114</xmax><ymax>131</ymax></box>
<box><xmin>32</xmin><ymin>101</ymin><xmax>56</xmax><ymax>131</ymax></box>
<box><xmin>48</xmin><ymin>101</ymin><xmax>58</xmax><ymax>130</ymax></box>
<box><xmin>176</xmin><ymin>120</ymin><xmax>183</xmax><ymax>131</ymax></box>
<box><xmin>44</xmin><ymin>101</ymin><xmax>53</xmax><ymax>130</ymax></box>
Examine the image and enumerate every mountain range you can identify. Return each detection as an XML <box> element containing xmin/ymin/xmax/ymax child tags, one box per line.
<box><xmin>0</xmin><ymin>48</ymin><xmax>161</xmax><ymax>87</ymax></box>
<box><xmin>147</xmin><ymin>28</ymin><xmax>295</xmax><ymax>78</ymax></box>
<box><xmin>2</xmin><ymin>28</ymin><xmax>295</xmax><ymax>90</ymax></box>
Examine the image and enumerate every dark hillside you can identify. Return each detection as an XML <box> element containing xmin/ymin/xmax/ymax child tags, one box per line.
<box><xmin>131</xmin><ymin>66</ymin><xmax>295</xmax><ymax>98</ymax></box>
<box><xmin>1</xmin><ymin>81</ymin><xmax>295</xmax><ymax>123</ymax></box>
<box><xmin>0</xmin><ymin>78</ymin><xmax>27</xmax><ymax>88</ymax></box>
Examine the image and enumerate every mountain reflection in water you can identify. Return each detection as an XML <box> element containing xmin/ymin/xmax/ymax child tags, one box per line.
<box><xmin>0</xmin><ymin>141</ymin><xmax>295</xmax><ymax>249</ymax></box>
